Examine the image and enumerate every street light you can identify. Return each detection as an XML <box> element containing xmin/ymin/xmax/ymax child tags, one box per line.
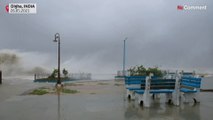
<box><xmin>53</xmin><ymin>33</ymin><xmax>61</xmax><ymax>85</ymax></box>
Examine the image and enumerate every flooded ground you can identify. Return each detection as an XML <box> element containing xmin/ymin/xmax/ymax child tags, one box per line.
<box><xmin>0</xmin><ymin>77</ymin><xmax>213</xmax><ymax>120</ymax></box>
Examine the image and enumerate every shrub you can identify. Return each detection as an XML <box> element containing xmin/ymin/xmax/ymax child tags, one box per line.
<box><xmin>128</xmin><ymin>65</ymin><xmax>163</xmax><ymax>77</ymax></box>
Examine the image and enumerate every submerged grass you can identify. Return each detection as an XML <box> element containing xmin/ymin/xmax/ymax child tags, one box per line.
<box><xmin>64</xmin><ymin>83</ymin><xmax>84</xmax><ymax>86</ymax></box>
<box><xmin>30</xmin><ymin>89</ymin><xmax>48</xmax><ymax>95</ymax></box>
<box><xmin>28</xmin><ymin>87</ymin><xmax>79</xmax><ymax>95</ymax></box>
<box><xmin>97</xmin><ymin>83</ymin><xmax>109</xmax><ymax>85</ymax></box>
<box><xmin>62</xmin><ymin>88</ymin><xmax>79</xmax><ymax>94</ymax></box>
<box><xmin>114</xmin><ymin>83</ymin><xmax>123</xmax><ymax>86</ymax></box>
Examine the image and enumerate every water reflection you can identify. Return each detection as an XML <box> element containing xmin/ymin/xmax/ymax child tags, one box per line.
<box><xmin>124</xmin><ymin>99</ymin><xmax>201</xmax><ymax>120</ymax></box>
<box><xmin>56</xmin><ymin>86</ymin><xmax>61</xmax><ymax>120</ymax></box>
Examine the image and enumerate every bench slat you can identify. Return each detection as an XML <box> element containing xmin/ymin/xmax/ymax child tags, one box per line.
<box><xmin>126</xmin><ymin>87</ymin><xmax>142</xmax><ymax>91</ymax></box>
<box><xmin>180</xmin><ymin>88</ymin><xmax>197</xmax><ymax>93</ymax></box>
<box><xmin>135</xmin><ymin>89</ymin><xmax>174</xmax><ymax>94</ymax></box>
<box><xmin>181</xmin><ymin>82</ymin><xmax>201</xmax><ymax>88</ymax></box>
<box><xmin>150</xmin><ymin>86</ymin><xmax>175</xmax><ymax>89</ymax></box>
<box><xmin>182</xmin><ymin>79</ymin><xmax>201</xmax><ymax>84</ymax></box>
<box><xmin>182</xmin><ymin>77</ymin><xmax>201</xmax><ymax>81</ymax></box>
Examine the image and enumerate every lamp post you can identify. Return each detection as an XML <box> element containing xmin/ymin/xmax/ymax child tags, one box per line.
<box><xmin>53</xmin><ymin>33</ymin><xmax>61</xmax><ymax>85</ymax></box>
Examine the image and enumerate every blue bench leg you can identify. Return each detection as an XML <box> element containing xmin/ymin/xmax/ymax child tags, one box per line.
<box><xmin>194</xmin><ymin>93</ymin><xmax>200</xmax><ymax>103</ymax></box>
<box><xmin>172</xmin><ymin>92</ymin><xmax>180</xmax><ymax>106</ymax></box>
<box><xmin>136</xmin><ymin>92</ymin><xmax>150</xmax><ymax>107</ymax></box>
<box><xmin>143</xmin><ymin>91</ymin><xmax>151</xmax><ymax>107</ymax></box>
<box><xmin>166</xmin><ymin>93</ymin><xmax>172</xmax><ymax>103</ymax></box>
<box><xmin>126</xmin><ymin>89</ymin><xmax>131</xmax><ymax>99</ymax></box>
<box><xmin>137</xmin><ymin>94</ymin><xmax>146</xmax><ymax>106</ymax></box>
<box><xmin>126</xmin><ymin>89</ymin><xmax>136</xmax><ymax>100</ymax></box>
<box><xmin>155</xmin><ymin>94</ymin><xmax>161</xmax><ymax>99</ymax></box>
<box><xmin>182</xmin><ymin>93</ymin><xmax>200</xmax><ymax>103</ymax></box>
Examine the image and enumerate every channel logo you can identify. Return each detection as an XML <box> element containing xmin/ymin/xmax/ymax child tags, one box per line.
<box><xmin>177</xmin><ymin>5</ymin><xmax>184</xmax><ymax>10</ymax></box>
<box><xmin>177</xmin><ymin>5</ymin><xmax>207</xmax><ymax>11</ymax></box>
<box><xmin>5</xmin><ymin>3</ymin><xmax>37</xmax><ymax>14</ymax></box>
<box><xmin>5</xmin><ymin>5</ymin><xmax>9</xmax><ymax>12</ymax></box>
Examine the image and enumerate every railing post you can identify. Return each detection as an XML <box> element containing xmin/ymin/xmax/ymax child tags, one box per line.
<box><xmin>0</xmin><ymin>70</ymin><xmax>2</xmax><ymax>84</ymax></box>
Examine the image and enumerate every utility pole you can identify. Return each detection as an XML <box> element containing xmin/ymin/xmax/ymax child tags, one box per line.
<box><xmin>123</xmin><ymin>37</ymin><xmax>128</xmax><ymax>76</ymax></box>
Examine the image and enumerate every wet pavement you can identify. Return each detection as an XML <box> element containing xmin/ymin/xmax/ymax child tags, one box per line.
<box><xmin>0</xmin><ymin>77</ymin><xmax>213</xmax><ymax>120</ymax></box>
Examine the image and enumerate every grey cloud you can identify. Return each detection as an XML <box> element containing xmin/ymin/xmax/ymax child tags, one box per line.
<box><xmin>0</xmin><ymin>0</ymin><xmax>213</xmax><ymax>74</ymax></box>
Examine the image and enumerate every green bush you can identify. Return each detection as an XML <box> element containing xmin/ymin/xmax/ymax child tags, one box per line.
<box><xmin>146</xmin><ymin>67</ymin><xmax>163</xmax><ymax>77</ymax></box>
<box><xmin>48</xmin><ymin>69</ymin><xmax>58</xmax><ymax>79</ymax></box>
<box><xmin>128</xmin><ymin>65</ymin><xmax>163</xmax><ymax>77</ymax></box>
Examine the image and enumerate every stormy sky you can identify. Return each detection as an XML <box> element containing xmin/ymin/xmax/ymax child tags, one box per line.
<box><xmin>0</xmin><ymin>0</ymin><xmax>213</xmax><ymax>74</ymax></box>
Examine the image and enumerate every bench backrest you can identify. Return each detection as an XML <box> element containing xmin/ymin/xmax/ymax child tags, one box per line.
<box><xmin>181</xmin><ymin>76</ymin><xmax>202</xmax><ymax>89</ymax></box>
<box><xmin>125</xmin><ymin>76</ymin><xmax>147</xmax><ymax>89</ymax></box>
<box><xmin>125</xmin><ymin>76</ymin><xmax>179</xmax><ymax>91</ymax></box>
<box><xmin>125</xmin><ymin>76</ymin><xmax>146</xmax><ymax>85</ymax></box>
<box><xmin>150</xmin><ymin>78</ymin><xmax>176</xmax><ymax>90</ymax></box>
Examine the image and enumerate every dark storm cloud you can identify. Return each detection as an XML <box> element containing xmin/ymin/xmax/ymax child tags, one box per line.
<box><xmin>0</xmin><ymin>0</ymin><xmax>213</xmax><ymax>73</ymax></box>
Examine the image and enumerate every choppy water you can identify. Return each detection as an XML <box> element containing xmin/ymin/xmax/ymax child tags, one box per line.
<box><xmin>201</xmin><ymin>76</ymin><xmax>213</xmax><ymax>89</ymax></box>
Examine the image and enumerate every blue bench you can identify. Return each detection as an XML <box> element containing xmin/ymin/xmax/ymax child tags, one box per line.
<box><xmin>125</xmin><ymin>76</ymin><xmax>146</xmax><ymax>100</ymax></box>
<box><xmin>134</xmin><ymin>76</ymin><xmax>180</xmax><ymax>107</ymax></box>
<box><xmin>135</xmin><ymin>78</ymin><xmax>176</xmax><ymax>94</ymax></box>
<box><xmin>124</xmin><ymin>74</ymin><xmax>202</xmax><ymax>107</ymax></box>
<box><xmin>180</xmin><ymin>76</ymin><xmax>202</xmax><ymax>103</ymax></box>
